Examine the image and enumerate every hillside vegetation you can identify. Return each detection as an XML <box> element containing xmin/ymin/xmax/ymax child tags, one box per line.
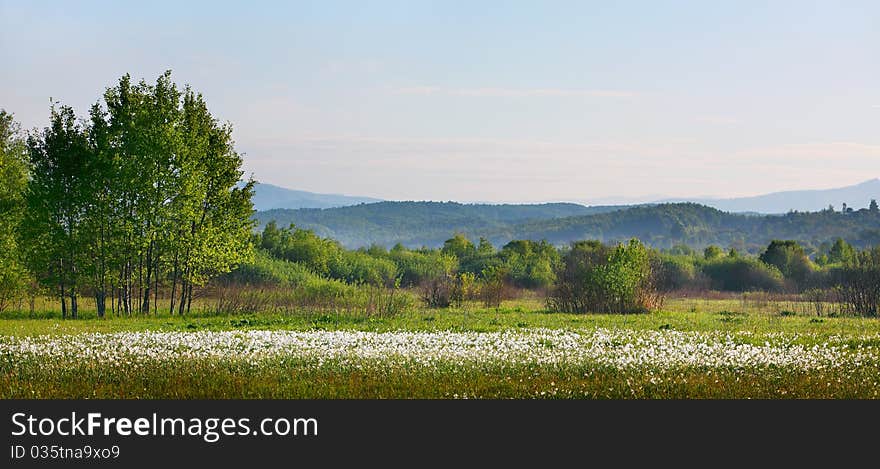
<box><xmin>255</xmin><ymin>201</ymin><xmax>627</xmax><ymax>247</ymax></box>
<box><xmin>256</xmin><ymin>201</ymin><xmax>880</xmax><ymax>252</ymax></box>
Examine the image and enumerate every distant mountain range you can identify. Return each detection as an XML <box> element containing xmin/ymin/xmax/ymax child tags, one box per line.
<box><xmin>656</xmin><ymin>178</ymin><xmax>880</xmax><ymax>214</ymax></box>
<box><xmin>250</xmin><ymin>183</ymin><xmax>382</xmax><ymax>211</ymax></box>
<box><xmin>252</xmin><ymin>179</ymin><xmax>880</xmax><ymax>214</ymax></box>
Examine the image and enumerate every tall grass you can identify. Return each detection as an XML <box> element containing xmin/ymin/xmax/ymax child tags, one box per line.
<box><xmin>4</xmin><ymin>358</ymin><xmax>879</xmax><ymax>399</ymax></box>
<box><xmin>212</xmin><ymin>283</ymin><xmax>413</xmax><ymax>317</ymax></box>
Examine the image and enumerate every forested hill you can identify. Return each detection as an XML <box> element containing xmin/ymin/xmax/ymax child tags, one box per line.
<box><xmin>512</xmin><ymin>203</ymin><xmax>880</xmax><ymax>252</ymax></box>
<box><xmin>254</xmin><ymin>201</ymin><xmax>880</xmax><ymax>252</ymax></box>
<box><xmin>254</xmin><ymin>201</ymin><xmax>628</xmax><ymax>247</ymax></box>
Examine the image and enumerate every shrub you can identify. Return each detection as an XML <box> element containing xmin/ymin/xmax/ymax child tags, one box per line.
<box><xmin>547</xmin><ymin>239</ymin><xmax>662</xmax><ymax>314</ymax></box>
<box><xmin>655</xmin><ymin>255</ymin><xmax>704</xmax><ymax>292</ymax></box>
<box><xmin>450</xmin><ymin>272</ymin><xmax>477</xmax><ymax>308</ymax></box>
<box><xmin>258</xmin><ymin>223</ymin><xmax>399</xmax><ymax>285</ymax></box>
<box><xmin>831</xmin><ymin>247</ymin><xmax>880</xmax><ymax>317</ymax></box>
<box><xmin>387</xmin><ymin>246</ymin><xmax>457</xmax><ymax>287</ymax></box>
<box><xmin>701</xmin><ymin>257</ymin><xmax>784</xmax><ymax>292</ymax></box>
<box><xmin>498</xmin><ymin>240</ymin><xmax>560</xmax><ymax>289</ymax></box>
<box><xmin>759</xmin><ymin>240</ymin><xmax>814</xmax><ymax>287</ymax></box>
<box><xmin>420</xmin><ymin>274</ymin><xmax>454</xmax><ymax>308</ymax></box>
<box><xmin>222</xmin><ymin>250</ymin><xmax>320</xmax><ymax>286</ymax></box>
<box><xmin>328</xmin><ymin>250</ymin><xmax>398</xmax><ymax>286</ymax></box>
<box><xmin>479</xmin><ymin>266</ymin><xmax>512</xmax><ymax>308</ymax></box>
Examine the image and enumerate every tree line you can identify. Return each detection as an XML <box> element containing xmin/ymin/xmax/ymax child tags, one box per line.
<box><xmin>240</xmin><ymin>221</ymin><xmax>880</xmax><ymax>316</ymax></box>
<box><xmin>252</xmin><ymin>199</ymin><xmax>880</xmax><ymax>251</ymax></box>
<box><xmin>0</xmin><ymin>72</ymin><xmax>255</xmax><ymax>317</ymax></box>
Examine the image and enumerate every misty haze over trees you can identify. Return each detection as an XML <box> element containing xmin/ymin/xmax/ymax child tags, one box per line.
<box><xmin>252</xmin><ymin>177</ymin><xmax>880</xmax><ymax>214</ymax></box>
<box><xmin>254</xmin><ymin>200</ymin><xmax>880</xmax><ymax>252</ymax></box>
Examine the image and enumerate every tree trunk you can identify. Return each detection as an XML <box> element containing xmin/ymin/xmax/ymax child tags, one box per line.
<box><xmin>137</xmin><ymin>252</ymin><xmax>143</xmax><ymax>315</ymax></box>
<box><xmin>126</xmin><ymin>261</ymin><xmax>133</xmax><ymax>315</ymax></box>
<box><xmin>153</xmin><ymin>263</ymin><xmax>159</xmax><ymax>316</ymax></box>
<box><xmin>70</xmin><ymin>290</ymin><xmax>78</xmax><ymax>319</ymax></box>
<box><xmin>60</xmin><ymin>283</ymin><xmax>67</xmax><ymax>319</ymax></box>
<box><xmin>178</xmin><ymin>276</ymin><xmax>188</xmax><ymax>316</ymax></box>
<box><xmin>169</xmin><ymin>253</ymin><xmax>179</xmax><ymax>315</ymax></box>
<box><xmin>141</xmin><ymin>240</ymin><xmax>154</xmax><ymax>314</ymax></box>
<box><xmin>70</xmin><ymin>262</ymin><xmax>78</xmax><ymax>319</ymax></box>
<box><xmin>96</xmin><ymin>291</ymin><xmax>105</xmax><ymax>318</ymax></box>
<box><xmin>186</xmin><ymin>282</ymin><xmax>194</xmax><ymax>315</ymax></box>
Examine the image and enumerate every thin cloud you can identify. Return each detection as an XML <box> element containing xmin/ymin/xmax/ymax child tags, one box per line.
<box><xmin>247</xmin><ymin>135</ymin><xmax>687</xmax><ymax>160</ymax></box>
<box><xmin>395</xmin><ymin>86</ymin><xmax>635</xmax><ymax>98</ymax></box>
<box><xmin>734</xmin><ymin>142</ymin><xmax>880</xmax><ymax>162</ymax></box>
<box><xmin>696</xmin><ymin>116</ymin><xmax>740</xmax><ymax>125</ymax></box>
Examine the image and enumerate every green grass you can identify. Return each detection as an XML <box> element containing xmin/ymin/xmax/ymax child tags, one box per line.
<box><xmin>5</xmin><ymin>359</ymin><xmax>879</xmax><ymax>399</ymax></box>
<box><xmin>2</xmin><ymin>298</ymin><xmax>878</xmax><ymax>339</ymax></box>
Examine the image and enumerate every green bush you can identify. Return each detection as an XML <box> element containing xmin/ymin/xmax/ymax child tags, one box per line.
<box><xmin>701</xmin><ymin>257</ymin><xmax>784</xmax><ymax>292</ymax></box>
<box><xmin>258</xmin><ymin>222</ymin><xmax>399</xmax><ymax>286</ymax></box>
<box><xmin>656</xmin><ymin>254</ymin><xmax>702</xmax><ymax>292</ymax></box>
<box><xmin>222</xmin><ymin>250</ymin><xmax>320</xmax><ymax>286</ymax></box>
<box><xmin>548</xmin><ymin>239</ymin><xmax>662</xmax><ymax>313</ymax></box>
<box><xmin>830</xmin><ymin>247</ymin><xmax>880</xmax><ymax>317</ymax></box>
<box><xmin>759</xmin><ymin>240</ymin><xmax>814</xmax><ymax>287</ymax></box>
<box><xmin>328</xmin><ymin>250</ymin><xmax>398</xmax><ymax>286</ymax></box>
<box><xmin>386</xmin><ymin>245</ymin><xmax>457</xmax><ymax>287</ymax></box>
<box><xmin>499</xmin><ymin>240</ymin><xmax>560</xmax><ymax>289</ymax></box>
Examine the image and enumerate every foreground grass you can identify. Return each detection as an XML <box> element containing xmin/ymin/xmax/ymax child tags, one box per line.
<box><xmin>2</xmin><ymin>298</ymin><xmax>879</xmax><ymax>339</ymax></box>
<box><xmin>4</xmin><ymin>360</ymin><xmax>878</xmax><ymax>399</ymax></box>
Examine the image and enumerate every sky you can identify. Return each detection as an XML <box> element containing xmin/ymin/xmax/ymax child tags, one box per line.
<box><xmin>2</xmin><ymin>1</ymin><xmax>878</xmax><ymax>204</ymax></box>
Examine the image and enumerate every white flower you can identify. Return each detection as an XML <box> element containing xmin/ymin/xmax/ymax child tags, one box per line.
<box><xmin>1</xmin><ymin>328</ymin><xmax>877</xmax><ymax>372</ymax></box>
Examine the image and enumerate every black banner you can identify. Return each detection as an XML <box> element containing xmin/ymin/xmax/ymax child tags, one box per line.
<box><xmin>1</xmin><ymin>400</ymin><xmax>876</xmax><ymax>467</ymax></box>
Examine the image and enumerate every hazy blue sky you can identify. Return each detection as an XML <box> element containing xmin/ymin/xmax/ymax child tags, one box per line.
<box><xmin>2</xmin><ymin>1</ymin><xmax>878</xmax><ymax>203</ymax></box>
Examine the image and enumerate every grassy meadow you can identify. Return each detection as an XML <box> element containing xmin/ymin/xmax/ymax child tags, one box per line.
<box><xmin>3</xmin><ymin>294</ymin><xmax>880</xmax><ymax>399</ymax></box>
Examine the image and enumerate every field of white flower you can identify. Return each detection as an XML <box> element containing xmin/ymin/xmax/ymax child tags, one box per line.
<box><xmin>2</xmin><ymin>328</ymin><xmax>878</xmax><ymax>370</ymax></box>
<box><xmin>4</xmin><ymin>327</ymin><xmax>880</xmax><ymax>398</ymax></box>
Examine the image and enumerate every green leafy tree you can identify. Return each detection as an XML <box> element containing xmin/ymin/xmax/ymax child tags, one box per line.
<box><xmin>0</xmin><ymin>110</ymin><xmax>30</xmax><ymax>312</ymax></box>
<box><xmin>548</xmin><ymin>239</ymin><xmax>661</xmax><ymax>313</ymax></box>
<box><xmin>477</xmin><ymin>237</ymin><xmax>495</xmax><ymax>256</ymax></box>
<box><xmin>499</xmin><ymin>239</ymin><xmax>559</xmax><ymax>288</ymax></box>
<box><xmin>656</xmin><ymin>254</ymin><xmax>701</xmax><ymax>292</ymax></box>
<box><xmin>827</xmin><ymin>238</ymin><xmax>856</xmax><ymax>265</ymax></box>
<box><xmin>599</xmin><ymin>239</ymin><xmax>659</xmax><ymax>313</ymax></box>
<box><xmin>441</xmin><ymin>233</ymin><xmax>476</xmax><ymax>259</ymax></box>
<box><xmin>701</xmin><ymin>257</ymin><xmax>784</xmax><ymax>292</ymax></box>
<box><xmin>23</xmin><ymin>105</ymin><xmax>92</xmax><ymax>317</ymax></box>
<box><xmin>703</xmin><ymin>245</ymin><xmax>724</xmax><ymax>260</ymax></box>
<box><xmin>21</xmin><ymin>72</ymin><xmax>255</xmax><ymax>317</ymax></box>
<box><xmin>82</xmin><ymin>102</ymin><xmax>118</xmax><ymax>316</ymax></box>
<box><xmin>385</xmin><ymin>243</ymin><xmax>455</xmax><ymax>286</ymax></box>
<box><xmin>758</xmin><ymin>240</ymin><xmax>813</xmax><ymax>287</ymax></box>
